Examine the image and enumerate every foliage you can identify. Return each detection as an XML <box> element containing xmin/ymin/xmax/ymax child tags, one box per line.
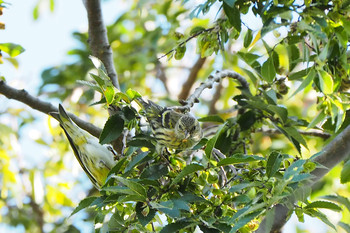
<box><xmin>1</xmin><ymin>0</ymin><xmax>350</xmax><ymax>232</ymax></box>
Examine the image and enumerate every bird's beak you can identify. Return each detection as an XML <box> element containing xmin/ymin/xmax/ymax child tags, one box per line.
<box><xmin>184</xmin><ymin>130</ymin><xmax>190</xmax><ymax>139</ymax></box>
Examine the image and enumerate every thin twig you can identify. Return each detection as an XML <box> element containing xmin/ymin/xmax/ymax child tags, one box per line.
<box><xmin>212</xmin><ymin>148</ymin><xmax>237</xmax><ymax>175</ymax></box>
<box><xmin>0</xmin><ymin>80</ymin><xmax>102</xmax><ymax>138</ymax></box>
<box><xmin>211</xmin><ymin>149</ymin><xmax>228</xmax><ymax>186</ymax></box>
<box><xmin>158</xmin><ymin>27</ymin><xmax>215</xmax><ymax>60</ymax></box>
<box><xmin>84</xmin><ymin>0</ymin><xmax>119</xmax><ymax>89</ymax></box>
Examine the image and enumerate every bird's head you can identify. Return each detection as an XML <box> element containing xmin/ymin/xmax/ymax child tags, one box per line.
<box><xmin>175</xmin><ymin>115</ymin><xmax>203</xmax><ymax>143</ymax></box>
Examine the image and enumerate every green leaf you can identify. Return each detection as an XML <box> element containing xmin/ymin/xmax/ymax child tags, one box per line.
<box><xmin>89</xmin><ymin>73</ymin><xmax>105</xmax><ymax>89</ymax></box>
<box><xmin>290</xmin><ymin>69</ymin><xmax>316</xmax><ymax>97</ymax></box>
<box><xmin>341</xmin><ymin>160</ymin><xmax>350</xmax><ymax>183</ymax></box>
<box><xmin>107</xmin><ymin>157</ymin><xmax>127</xmax><ymax>177</ymax></box>
<box><xmin>112</xmin><ymin>176</ymin><xmax>147</xmax><ymax>200</ymax></box>
<box><xmin>268</xmin><ymin>105</ymin><xmax>288</xmax><ymax>123</ymax></box>
<box><xmin>321</xmin><ymin>195</ymin><xmax>350</xmax><ymax>212</ymax></box>
<box><xmin>198</xmin><ymin>115</ymin><xmax>224</xmax><ymax>123</ymax></box>
<box><xmin>287</xmin><ymin>44</ymin><xmax>300</xmax><ymax>71</ymax></box>
<box><xmin>140</xmin><ymin>163</ymin><xmax>169</xmax><ymax>180</ymax></box>
<box><xmin>266</xmin><ymin>151</ymin><xmax>283</xmax><ymax>178</ymax></box>
<box><xmin>102</xmin><ymin>186</ymin><xmax>137</xmax><ymax>195</ymax></box>
<box><xmin>76</xmin><ymin>80</ymin><xmax>102</xmax><ymax>93</ymax></box>
<box><xmin>126</xmin><ymin>88</ymin><xmax>142</xmax><ymax>100</ymax></box>
<box><xmin>237</xmin><ymin>110</ymin><xmax>256</xmax><ymax>131</ymax></box>
<box><xmin>118</xmin><ymin>194</ymin><xmax>147</xmax><ymax>203</ymax></box>
<box><xmin>339</xmin><ymin>222</ymin><xmax>350</xmax><ymax>233</ymax></box>
<box><xmin>307</xmin><ymin>111</ymin><xmax>326</xmax><ymax>129</ymax></box>
<box><xmin>284</xmin><ymin>159</ymin><xmax>306</xmax><ymax>180</ymax></box>
<box><xmin>244</xmin><ymin>29</ymin><xmax>253</xmax><ymax>48</ymax></box>
<box><xmin>283</xmin><ymin>126</ymin><xmax>308</xmax><ymax>149</ymax></box>
<box><xmin>174</xmin><ymin>45</ymin><xmax>186</xmax><ymax>60</ymax></box>
<box><xmin>108</xmin><ymin>212</ymin><xmax>125</xmax><ymax>230</ymax></box>
<box><xmin>0</xmin><ymin>43</ymin><xmax>25</xmax><ymax>57</ymax></box>
<box><xmin>190</xmin><ymin>26</ymin><xmax>206</xmax><ymax>36</ymax></box>
<box><xmin>70</xmin><ymin>196</ymin><xmax>98</xmax><ymax>216</ymax></box>
<box><xmin>261</xmin><ymin>57</ymin><xmax>276</xmax><ymax>83</ymax></box>
<box><xmin>305</xmin><ymin>201</ymin><xmax>342</xmax><ymax>211</ymax></box>
<box><xmin>128</xmin><ymin>138</ymin><xmax>155</xmax><ymax>149</ymax></box>
<box><xmin>99</xmin><ymin>114</ymin><xmax>125</xmax><ymax>144</ymax></box>
<box><xmin>217</xmin><ymin>154</ymin><xmax>264</xmax><ymax>166</ymax></box>
<box><xmin>317</xmin><ymin>70</ymin><xmax>334</xmax><ymax>94</ymax></box>
<box><xmin>305</xmin><ymin>209</ymin><xmax>336</xmax><ymax>230</ymax></box>
<box><xmin>104</xmin><ymin>86</ymin><xmax>115</xmax><ymax>105</ymax></box>
<box><xmin>125</xmin><ymin>152</ymin><xmax>149</xmax><ymax>173</ymax></box>
<box><xmin>229</xmin><ymin>182</ymin><xmax>261</xmax><ymax>193</ymax></box>
<box><xmin>205</xmin><ymin>124</ymin><xmax>226</xmax><ymax>158</ymax></box>
<box><xmin>192</xmin><ymin>138</ymin><xmax>208</xmax><ymax>150</ymax></box>
<box><xmin>318</xmin><ymin>42</ymin><xmax>329</xmax><ymax>62</ymax></box>
<box><xmin>230</xmin><ymin>210</ymin><xmax>263</xmax><ymax>232</ymax></box>
<box><xmin>223</xmin><ymin>3</ymin><xmax>241</xmax><ymax>32</ymax></box>
<box><xmin>171</xmin><ymin>164</ymin><xmax>204</xmax><ymax>186</ymax></box>
<box><xmin>115</xmin><ymin>92</ymin><xmax>131</xmax><ymax>104</ymax></box>
<box><xmin>288</xmin><ymin>68</ymin><xmax>310</xmax><ymax>80</ymax></box>
<box><xmin>160</xmin><ymin>220</ymin><xmax>192</xmax><ymax>233</ymax></box>
<box><xmin>136</xmin><ymin>202</ymin><xmax>156</xmax><ymax>227</ymax></box>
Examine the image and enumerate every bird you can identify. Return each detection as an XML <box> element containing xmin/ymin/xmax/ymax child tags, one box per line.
<box><xmin>50</xmin><ymin>104</ymin><xmax>117</xmax><ymax>190</ymax></box>
<box><xmin>135</xmin><ymin>98</ymin><xmax>203</xmax><ymax>152</ymax></box>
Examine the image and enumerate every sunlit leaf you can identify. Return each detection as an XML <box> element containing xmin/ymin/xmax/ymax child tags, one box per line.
<box><xmin>340</xmin><ymin>160</ymin><xmax>350</xmax><ymax>184</ymax></box>
<box><xmin>261</xmin><ymin>57</ymin><xmax>275</xmax><ymax>83</ymax></box>
<box><xmin>71</xmin><ymin>196</ymin><xmax>98</xmax><ymax>216</ymax></box>
<box><xmin>0</xmin><ymin>43</ymin><xmax>25</xmax><ymax>57</ymax></box>
<box><xmin>318</xmin><ymin>70</ymin><xmax>334</xmax><ymax>94</ymax></box>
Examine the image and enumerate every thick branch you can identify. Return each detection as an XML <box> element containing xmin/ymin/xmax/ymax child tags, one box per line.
<box><xmin>0</xmin><ymin>81</ymin><xmax>102</xmax><ymax>138</ymax></box>
<box><xmin>178</xmin><ymin>57</ymin><xmax>206</xmax><ymax>101</ymax></box>
<box><xmin>84</xmin><ymin>0</ymin><xmax>119</xmax><ymax>89</ymax></box>
<box><xmin>256</xmin><ymin>124</ymin><xmax>350</xmax><ymax>233</ymax></box>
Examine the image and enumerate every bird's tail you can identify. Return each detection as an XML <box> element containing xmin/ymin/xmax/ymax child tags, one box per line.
<box><xmin>49</xmin><ymin>104</ymin><xmax>85</xmax><ymax>144</ymax></box>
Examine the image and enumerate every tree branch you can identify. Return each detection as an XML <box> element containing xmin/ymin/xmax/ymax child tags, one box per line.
<box><xmin>84</xmin><ymin>0</ymin><xmax>119</xmax><ymax>89</ymax></box>
<box><xmin>175</xmin><ymin>70</ymin><xmax>250</xmax><ymax>111</ymax></box>
<box><xmin>156</xmin><ymin>62</ymin><xmax>169</xmax><ymax>93</ymax></box>
<box><xmin>256</xmin><ymin>124</ymin><xmax>350</xmax><ymax>233</ymax></box>
<box><xmin>0</xmin><ymin>80</ymin><xmax>102</xmax><ymax>138</ymax></box>
<box><xmin>258</xmin><ymin>128</ymin><xmax>331</xmax><ymax>140</ymax></box>
<box><xmin>178</xmin><ymin>56</ymin><xmax>207</xmax><ymax>101</ymax></box>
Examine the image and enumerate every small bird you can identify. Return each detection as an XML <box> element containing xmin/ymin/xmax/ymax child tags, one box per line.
<box><xmin>50</xmin><ymin>104</ymin><xmax>117</xmax><ymax>190</ymax></box>
<box><xmin>135</xmin><ymin>98</ymin><xmax>203</xmax><ymax>152</ymax></box>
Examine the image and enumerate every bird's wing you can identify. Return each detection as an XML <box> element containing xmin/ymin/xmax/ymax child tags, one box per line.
<box><xmin>62</xmin><ymin>127</ymin><xmax>100</xmax><ymax>189</ymax></box>
<box><xmin>161</xmin><ymin>109</ymin><xmax>182</xmax><ymax>129</ymax></box>
<box><xmin>52</xmin><ymin>104</ymin><xmax>102</xmax><ymax>190</ymax></box>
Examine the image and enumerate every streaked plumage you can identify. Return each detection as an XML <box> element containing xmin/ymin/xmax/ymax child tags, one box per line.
<box><xmin>50</xmin><ymin>104</ymin><xmax>117</xmax><ymax>190</ymax></box>
<box><xmin>135</xmin><ymin>98</ymin><xmax>203</xmax><ymax>151</ymax></box>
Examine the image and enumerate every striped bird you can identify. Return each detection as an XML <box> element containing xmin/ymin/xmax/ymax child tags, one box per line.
<box><xmin>50</xmin><ymin>104</ymin><xmax>117</xmax><ymax>190</ymax></box>
<box><xmin>135</xmin><ymin>98</ymin><xmax>203</xmax><ymax>152</ymax></box>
